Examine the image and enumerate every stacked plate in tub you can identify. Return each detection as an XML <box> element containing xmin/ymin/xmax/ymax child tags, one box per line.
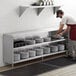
<box><xmin>20</xmin><ymin>51</ymin><xmax>29</xmax><ymax>59</ymax></box>
<box><xmin>58</xmin><ymin>44</ymin><xmax>65</xmax><ymax>51</ymax></box>
<box><xmin>25</xmin><ymin>36</ymin><xmax>36</xmax><ymax>45</ymax></box>
<box><xmin>33</xmin><ymin>36</ymin><xmax>44</xmax><ymax>43</ymax></box>
<box><xmin>42</xmin><ymin>46</ymin><xmax>51</xmax><ymax>54</ymax></box>
<box><xmin>14</xmin><ymin>52</ymin><xmax>21</xmax><ymax>61</ymax></box>
<box><xmin>29</xmin><ymin>50</ymin><xmax>36</xmax><ymax>57</ymax></box>
<box><xmin>35</xmin><ymin>48</ymin><xmax>44</xmax><ymax>56</ymax></box>
<box><xmin>50</xmin><ymin>45</ymin><xmax>59</xmax><ymax>52</ymax></box>
<box><xmin>49</xmin><ymin>44</ymin><xmax>65</xmax><ymax>52</ymax></box>
<box><xmin>43</xmin><ymin>37</ymin><xmax>51</xmax><ymax>42</ymax></box>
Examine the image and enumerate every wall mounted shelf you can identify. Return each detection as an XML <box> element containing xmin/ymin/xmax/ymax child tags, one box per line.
<box><xmin>19</xmin><ymin>5</ymin><xmax>61</xmax><ymax>17</ymax></box>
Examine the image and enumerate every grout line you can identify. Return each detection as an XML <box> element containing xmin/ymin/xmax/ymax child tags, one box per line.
<box><xmin>40</xmin><ymin>63</ymin><xmax>60</xmax><ymax>68</ymax></box>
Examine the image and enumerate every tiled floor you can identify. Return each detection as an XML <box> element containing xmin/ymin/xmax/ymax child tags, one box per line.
<box><xmin>0</xmin><ymin>57</ymin><xmax>76</xmax><ymax>76</ymax></box>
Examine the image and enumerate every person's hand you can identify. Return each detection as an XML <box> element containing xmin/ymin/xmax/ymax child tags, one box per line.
<box><xmin>54</xmin><ymin>33</ymin><xmax>63</xmax><ymax>38</ymax></box>
<box><xmin>56</xmin><ymin>34</ymin><xmax>61</xmax><ymax>38</ymax></box>
<box><xmin>58</xmin><ymin>32</ymin><xmax>63</xmax><ymax>36</ymax></box>
<box><xmin>52</xmin><ymin>34</ymin><xmax>60</xmax><ymax>38</ymax></box>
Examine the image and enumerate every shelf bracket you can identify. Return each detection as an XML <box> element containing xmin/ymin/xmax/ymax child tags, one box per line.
<box><xmin>53</xmin><ymin>6</ymin><xmax>60</xmax><ymax>14</ymax></box>
<box><xmin>19</xmin><ymin>6</ymin><xmax>27</xmax><ymax>17</ymax></box>
<box><xmin>36</xmin><ymin>8</ymin><xmax>44</xmax><ymax>15</ymax></box>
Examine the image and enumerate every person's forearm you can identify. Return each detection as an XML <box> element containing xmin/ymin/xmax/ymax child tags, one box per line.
<box><xmin>57</xmin><ymin>28</ymin><xmax>63</xmax><ymax>34</ymax></box>
<box><xmin>56</xmin><ymin>24</ymin><xmax>64</xmax><ymax>34</ymax></box>
<box><xmin>61</xmin><ymin>26</ymin><xmax>70</xmax><ymax>35</ymax></box>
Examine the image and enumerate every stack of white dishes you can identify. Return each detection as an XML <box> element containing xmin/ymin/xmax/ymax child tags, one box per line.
<box><xmin>14</xmin><ymin>52</ymin><xmax>20</xmax><ymax>61</ymax></box>
<box><xmin>58</xmin><ymin>44</ymin><xmax>65</xmax><ymax>51</ymax></box>
<box><xmin>35</xmin><ymin>48</ymin><xmax>43</xmax><ymax>56</ymax></box>
<box><xmin>29</xmin><ymin>50</ymin><xmax>36</xmax><ymax>57</ymax></box>
<box><xmin>25</xmin><ymin>36</ymin><xmax>35</xmax><ymax>45</ymax></box>
<box><xmin>51</xmin><ymin>45</ymin><xmax>58</xmax><ymax>52</ymax></box>
<box><xmin>35</xmin><ymin>38</ymin><xmax>44</xmax><ymax>43</ymax></box>
<box><xmin>20</xmin><ymin>51</ymin><xmax>29</xmax><ymax>59</ymax></box>
<box><xmin>43</xmin><ymin>37</ymin><xmax>51</xmax><ymax>42</ymax></box>
<box><xmin>43</xmin><ymin>47</ymin><xmax>50</xmax><ymax>54</ymax></box>
<box><xmin>25</xmin><ymin>40</ymin><xmax>36</xmax><ymax>45</ymax></box>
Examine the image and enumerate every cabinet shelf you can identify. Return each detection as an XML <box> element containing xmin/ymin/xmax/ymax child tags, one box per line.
<box><xmin>14</xmin><ymin>39</ymin><xmax>65</xmax><ymax>51</ymax></box>
<box><xmin>14</xmin><ymin>50</ymin><xmax>66</xmax><ymax>64</ymax></box>
<box><xmin>19</xmin><ymin>5</ymin><xmax>61</xmax><ymax>17</ymax></box>
<box><xmin>3</xmin><ymin>30</ymin><xmax>66</xmax><ymax>66</ymax></box>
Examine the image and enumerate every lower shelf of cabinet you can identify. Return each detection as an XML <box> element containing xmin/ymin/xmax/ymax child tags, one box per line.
<box><xmin>14</xmin><ymin>50</ymin><xmax>66</xmax><ymax>64</ymax></box>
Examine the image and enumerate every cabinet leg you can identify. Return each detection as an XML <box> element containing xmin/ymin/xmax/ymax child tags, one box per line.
<box><xmin>12</xmin><ymin>64</ymin><xmax>14</xmax><ymax>69</ymax></box>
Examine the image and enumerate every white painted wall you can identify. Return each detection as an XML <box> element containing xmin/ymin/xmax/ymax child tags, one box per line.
<box><xmin>0</xmin><ymin>0</ymin><xmax>19</xmax><ymax>66</ymax></box>
<box><xmin>0</xmin><ymin>0</ymin><xmax>76</xmax><ymax>67</ymax></box>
